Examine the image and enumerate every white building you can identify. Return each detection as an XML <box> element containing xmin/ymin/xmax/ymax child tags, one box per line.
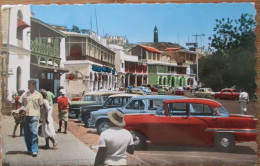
<box><xmin>61</xmin><ymin>31</ymin><xmax>116</xmax><ymax>99</ymax></box>
<box><xmin>1</xmin><ymin>5</ymin><xmax>31</xmax><ymax>112</ymax></box>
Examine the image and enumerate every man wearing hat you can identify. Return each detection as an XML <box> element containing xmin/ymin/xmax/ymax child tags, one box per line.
<box><xmin>56</xmin><ymin>89</ymin><xmax>70</xmax><ymax>134</ymax></box>
<box><xmin>19</xmin><ymin>80</ymin><xmax>43</xmax><ymax>157</ymax></box>
<box><xmin>94</xmin><ymin>110</ymin><xmax>134</xmax><ymax>165</ymax></box>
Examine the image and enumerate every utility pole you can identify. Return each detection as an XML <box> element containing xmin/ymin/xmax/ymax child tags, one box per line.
<box><xmin>192</xmin><ymin>33</ymin><xmax>201</xmax><ymax>84</ymax></box>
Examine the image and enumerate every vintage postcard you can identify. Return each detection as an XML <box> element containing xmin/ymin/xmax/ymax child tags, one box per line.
<box><xmin>0</xmin><ymin>2</ymin><xmax>258</xmax><ymax>165</ymax></box>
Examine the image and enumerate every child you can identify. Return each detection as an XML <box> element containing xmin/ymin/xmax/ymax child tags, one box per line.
<box><xmin>11</xmin><ymin>106</ymin><xmax>26</xmax><ymax>137</ymax></box>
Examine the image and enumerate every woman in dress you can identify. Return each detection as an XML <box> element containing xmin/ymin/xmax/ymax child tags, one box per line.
<box><xmin>39</xmin><ymin>90</ymin><xmax>57</xmax><ymax>149</ymax></box>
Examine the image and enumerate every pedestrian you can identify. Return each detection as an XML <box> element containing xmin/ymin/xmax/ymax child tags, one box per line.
<box><xmin>56</xmin><ymin>89</ymin><xmax>70</xmax><ymax>134</ymax></box>
<box><xmin>94</xmin><ymin>110</ymin><xmax>134</xmax><ymax>166</ymax></box>
<box><xmin>11</xmin><ymin>106</ymin><xmax>26</xmax><ymax>137</ymax></box>
<box><xmin>15</xmin><ymin>89</ymin><xmax>25</xmax><ymax>109</ymax></box>
<box><xmin>46</xmin><ymin>88</ymin><xmax>56</xmax><ymax>106</ymax></box>
<box><xmin>39</xmin><ymin>90</ymin><xmax>58</xmax><ymax>149</ymax></box>
<box><xmin>239</xmin><ymin>88</ymin><xmax>249</xmax><ymax>115</ymax></box>
<box><xmin>19</xmin><ymin>80</ymin><xmax>44</xmax><ymax>157</ymax></box>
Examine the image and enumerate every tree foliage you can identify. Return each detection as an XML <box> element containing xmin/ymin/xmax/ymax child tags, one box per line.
<box><xmin>199</xmin><ymin>14</ymin><xmax>257</xmax><ymax>96</ymax></box>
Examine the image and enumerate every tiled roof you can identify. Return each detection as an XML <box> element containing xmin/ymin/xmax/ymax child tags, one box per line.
<box><xmin>139</xmin><ymin>45</ymin><xmax>161</xmax><ymax>53</ymax></box>
<box><xmin>164</xmin><ymin>48</ymin><xmax>181</xmax><ymax>51</ymax></box>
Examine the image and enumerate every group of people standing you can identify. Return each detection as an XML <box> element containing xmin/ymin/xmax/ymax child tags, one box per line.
<box><xmin>12</xmin><ymin>80</ymin><xmax>71</xmax><ymax>157</ymax></box>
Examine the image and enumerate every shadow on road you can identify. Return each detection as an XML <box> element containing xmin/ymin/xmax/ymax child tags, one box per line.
<box><xmin>5</xmin><ymin>151</ymin><xmax>30</xmax><ymax>155</ymax></box>
<box><xmin>142</xmin><ymin>143</ymin><xmax>257</xmax><ymax>155</ymax></box>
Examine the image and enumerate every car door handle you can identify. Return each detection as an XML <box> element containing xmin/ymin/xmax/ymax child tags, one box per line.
<box><xmin>211</xmin><ymin>118</ymin><xmax>218</xmax><ymax>121</ymax></box>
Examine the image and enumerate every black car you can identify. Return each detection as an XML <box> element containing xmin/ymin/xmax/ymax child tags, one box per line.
<box><xmin>80</xmin><ymin>93</ymin><xmax>139</xmax><ymax>127</ymax></box>
<box><xmin>69</xmin><ymin>91</ymin><xmax>120</xmax><ymax>119</ymax></box>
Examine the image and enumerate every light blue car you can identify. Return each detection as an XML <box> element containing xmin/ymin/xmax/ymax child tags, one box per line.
<box><xmin>88</xmin><ymin>95</ymin><xmax>186</xmax><ymax>134</ymax></box>
<box><xmin>133</xmin><ymin>86</ymin><xmax>152</xmax><ymax>95</ymax></box>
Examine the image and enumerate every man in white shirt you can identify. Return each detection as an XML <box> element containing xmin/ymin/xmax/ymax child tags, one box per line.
<box><xmin>94</xmin><ymin>110</ymin><xmax>134</xmax><ymax>165</ymax></box>
<box><xmin>239</xmin><ymin>88</ymin><xmax>249</xmax><ymax>115</ymax></box>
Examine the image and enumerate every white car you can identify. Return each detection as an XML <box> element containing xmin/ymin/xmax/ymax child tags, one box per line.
<box><xmin>194</xmin><ymin>88</ymin><xmax>215</xmax><ymax>98</ymax></box>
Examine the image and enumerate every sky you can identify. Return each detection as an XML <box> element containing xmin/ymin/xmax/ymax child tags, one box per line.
<box><xmin>31</xmin><ymin>3</ymin><xmax>256</xmax><ymax>49</ymax></box>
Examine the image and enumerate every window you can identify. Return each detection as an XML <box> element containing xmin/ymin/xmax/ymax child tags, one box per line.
<box><xmin>125</xmin><ymin>100</ymin><xmax>145</xmax><ymax>110</ymax></box>
<box><xmin>148</xmin><ymin>99</ymin><xmax>162</xmax><ymax>110</ymax></box>
<box><xmin>189</xmin><ymin>103</ymin><xmax>216</xmax><ymax>116</ymax></box>
<box><xmin>167</xmin><ymin>103</ymin><xmax>187</xmax><ymax>116</ymax></box>
<box><xmin>216</xmin><ymin>106</ymin><xmax>229</xmax><ymax>117</ymax></box>
<box><xmin>105</xmin><ymin>97</ymin><xmax>122</xmax><ymax>107</ymax></box>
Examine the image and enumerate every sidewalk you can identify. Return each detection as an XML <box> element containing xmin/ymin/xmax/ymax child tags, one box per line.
<box><xmin>1</xmin><ymin>114</ymin><xmax>96</xmax><ymax>166</ymax></box>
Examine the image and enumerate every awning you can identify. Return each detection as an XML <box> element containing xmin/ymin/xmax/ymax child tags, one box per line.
<box><xmin>17</xmin><ymin>19</ymin><xmax>30</xmax><ymax>29</ymax></box>
<box><xmin>31</xmin><ymin>63</ymin><xmax>69</xmax><ymax>73</ymax></box>
<box><xmin>139</xmin><ymin>45</ymin><xmax>161</xmax><ymax>53</ymax></box>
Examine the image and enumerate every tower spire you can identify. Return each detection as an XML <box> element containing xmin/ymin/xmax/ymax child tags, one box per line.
<box><xmin>154</xmin><ymin>26</ymin><xmax>158</xmax><ymax>43</ymax></box>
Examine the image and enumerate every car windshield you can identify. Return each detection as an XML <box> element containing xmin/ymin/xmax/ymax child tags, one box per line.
<box><xmin>82</xmin><ymin>95</ymin><xmax>102</xmax><ymax>104</ymax></box>
<box><xmin>216</xmin><ymin>106</ymin><xmax>230</xmax><ymax>117</ymax></box>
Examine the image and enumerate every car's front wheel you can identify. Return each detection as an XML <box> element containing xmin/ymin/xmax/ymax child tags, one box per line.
<box><xmin>83</xmin><ymin>116</ymin><xmax>91</xmax><ymax>128</ymax></box>
<box><xmin>97</xmin><ymin>120</ymin><xmax>110</xmax><ymax>134</ymax></box>
<box><xmin>214</xmin><ymin>133</ymin><xmax>235</xmax><ymax>152</ymax></box>
<box><xmin>132</xmin><ymin>131</ymin><xmax>147</xmax><ymax>150</ymax></box>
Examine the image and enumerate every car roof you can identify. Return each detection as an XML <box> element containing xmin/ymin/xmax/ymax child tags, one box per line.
<box><xmin>109</xmin><ymin>93</ymin><xmax>140</xmax><ymax>97</ymax></box>
<box><xmin>164</xmin><ymin>98</ymin><xmax>222</xmax><ymax>109</ymax></box>
<box><xmin>131</xmin><ymin>95</ymin><xmax>186</xmax><ymax>100</ymax></box>
<box><xmin>83</xmin><ymin>91</ymin><xmax>121</xmax><ymax>96</ymax></box>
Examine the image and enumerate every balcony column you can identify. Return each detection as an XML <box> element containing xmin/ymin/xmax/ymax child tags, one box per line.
<box><xmin>135</xmin><ymin>75</ymin><xmax>137</xmax><ymax>87</ymax></box>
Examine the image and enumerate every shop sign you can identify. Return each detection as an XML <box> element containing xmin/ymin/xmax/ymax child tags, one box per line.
<box><xmin>92</xmin><ymin>65</ymin><xmax>116</xmax><ymax>75</ymax></box>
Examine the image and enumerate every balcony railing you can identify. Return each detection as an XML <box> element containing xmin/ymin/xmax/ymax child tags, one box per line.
<box><xmin>31</xmin><ymin>40</ymin><xmax>60</xmax><ymax>58</ymax></box>
<box><xmin>66</xmin><ymin>55</ymin><xmax>115</xmax><ymax>68</ymax></box>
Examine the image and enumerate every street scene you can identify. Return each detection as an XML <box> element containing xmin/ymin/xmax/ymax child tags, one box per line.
<box><xmin>1</xmin><ymin>2</ymin><xmax>259</xmax><ymax>166</ymax></box>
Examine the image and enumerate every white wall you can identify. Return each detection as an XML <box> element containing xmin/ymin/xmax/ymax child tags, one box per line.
<box><xmin>8</xmin><ymin>5</ymin><xmax>31</xmax><ymax>49</ymax></box>
<box><xmin>59</xmin><ymin>37</ymin><xmax>67</xmax><ymax>88</ymax></box>
<box><xmin>7</xmin><ymin>52</ymin><xmax>30</xmax><ymax>101</ymax></box>
<box><xmin>5</xmin><ymin>5</ymin><xmax>31</xmax><ymax>101</ymax></box>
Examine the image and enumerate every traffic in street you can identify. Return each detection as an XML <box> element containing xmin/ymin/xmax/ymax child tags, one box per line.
<box><xmin>57</xmin><ymin>90</ymin><xmax>258</xmax><ymax>166</ymax></box>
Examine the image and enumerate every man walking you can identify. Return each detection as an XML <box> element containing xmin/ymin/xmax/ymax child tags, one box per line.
<box><xmin>94</xmin><ymin>110</ymin><xmax>134</xmax><ymax>165</ymax></box>
<box><xmin>239</xmin><ymin>88</ymin><xmax>249</xmax><ymax>115</ymax></box>
<box><xmin>19</xmin><ymin>80</ymin><xmax>43</xmax><ymax>157</ymax></box>
<box><xmin>56</xmin><ymin>89</ymin><xmax>70</xmax><ymax>134</ymax></box>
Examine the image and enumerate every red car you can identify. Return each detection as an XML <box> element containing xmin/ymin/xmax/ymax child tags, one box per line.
<box><xmin>124</xmin><ymin>98</ymin><xmax>257</xmax><ymax>152</ymax></box>
<box><xmin>214</xmin><ymin>88</ymin><xmax>240</xmax><ymax>100</ymax></box>
<box><xmin>71</xmin><ymin>97</ymin><xmax>82</xmax><ymax>101</ymax></box>
<box><xmin>150</xmin><ymin>86</ymin><xmax>158</xmax><ymax>92</ymax></box>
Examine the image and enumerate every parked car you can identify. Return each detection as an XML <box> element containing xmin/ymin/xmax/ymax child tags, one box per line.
<box><xmin>88</xmin><ymin>95</ymin><xmax>186</xmax><ymax>134</ymax></box>
<box><xmin>69</xmin><ymin>91</ymin><xmax>120</xmax><ymax>118</ymax></box>
<box><xmin>194</xmin><ymin>88</ymin><xmax>215</xmax><ymax>98</ymax></box>
<box><xmin>150</xmin><ymin>86</ymin><xmax>158</xmax><ymax>92</ymax></box>
<box><xmin>214</xmin><ymin>88</ymin><xmax>240</xmax><ymax>100</ymax></box>
<box><xmin>79</xmin><ymin>93</ymin><xmax>139</xmax><ymax>127</ymax></box>
<box><xmin>124</xmin><ymin>98</ymin><xmax>258</xmax><ymax>151</ymax></box>
<box><xmin>157</xmin><ymin>85</ymin><xmax>171</xmax><ymax>91</ymax></box>
<box><xmin>157</xmin><ymin>88</ymin><xmax>166</xmax><ymax>95</ymax></box>
<box><xmin>136</xmin><ymin>86</ymin><xmax>152</xmax><ymax>95</ymax></box>
<box><xmin>71</xmin><ymin>96</ymin><xmax>82</xmax><ymax>101</ymax></box>
<box><xmin>173</xmin><ymin>87</ymin><xmax>184</xmax><ymax>95</ymax></box>
<box><xmin>142</xmin><ymin>84</ymin><xmax>158</xmax><ymax>92</ymax></box>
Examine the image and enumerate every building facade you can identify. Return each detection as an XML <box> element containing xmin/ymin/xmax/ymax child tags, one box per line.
<box><xmin>1</xmin><ymin>5</ymin><xmax>31</xmax><ymax>113</ymax></box>
<box><xmin>131</xmin><ymin>43</ymin><xmax>197</xmax><ymax>88</ymax></box>
<box><xmin>62</xmin><ymin>31</ymin><xmax>116</xmax><ymax>99</ymax></box>
<box><xmin>30</xmin><ymin>18</ymin><xmax>68</xmax><ymax>96</ymax></box>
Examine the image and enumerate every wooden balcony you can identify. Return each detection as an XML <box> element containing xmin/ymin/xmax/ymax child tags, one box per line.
<box><xmin>31</xmin><ymin>40</ymin><xmax>59</xmax><ymax>58</ymax></box>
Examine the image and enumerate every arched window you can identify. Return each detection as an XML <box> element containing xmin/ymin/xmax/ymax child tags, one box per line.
<box><xmin>16</xmin><ymin>67</ymin><xmax>21</xmax><ymax>91</ymax></box>
<box><xmin>17</xmin><ymin>10</ymin><xmax>24</xmax><ymax>45</ymax></box>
